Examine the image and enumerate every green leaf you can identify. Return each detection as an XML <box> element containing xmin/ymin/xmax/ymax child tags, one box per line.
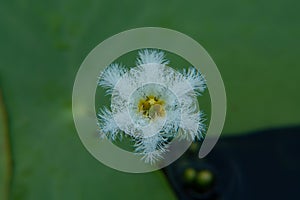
<box><xmin>0</xmin><ymin>0</ymin><xmax>300</xmax><ymax>199</ymax></box>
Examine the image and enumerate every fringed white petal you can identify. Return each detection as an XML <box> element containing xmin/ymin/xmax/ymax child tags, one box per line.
<box><xmin>168</xmin><ymin>73</ymin><xmax>195</xmax><ymax>97</ymax></box>
<box><xmin>113</xmin><ymin>72</ymin><xmax>139</xmax><ymax>99</ymax></box>
<box><xmin>97</xmin><ymin>107</ymin><xmax>121</xmax><ymax>141</ymax></box>
<box><xmin>178</xmin><ymin>114</ymin><xmax>199</xmax><ymax>140</ymax></box>
<box><xmin>113</xmin><ymin>109</ymin><xmax>137</xmax><ymax>137</ymax></box>
<box><xmin>182</xmin><ymin>67</ymin><xmax>206</xmax><ymax>95</ymax></box>
<box><xmin>98</xmin><ymin>63</ymin><xmax>127</xmax><ymax>95</ymax></box>
<box><xmin>136</xmin><ymin>49</ymin><xmax>170</xmax><ymax>66</ymax></box>
<box><xmin>178</xmin><ymin>110</ymin><xmax>206</xmax><ymax>141</ymax></box>
<box><xmin>134</xmin><ymin>134</ymin><xmax>168</xmax><ymax>164</ymax></box>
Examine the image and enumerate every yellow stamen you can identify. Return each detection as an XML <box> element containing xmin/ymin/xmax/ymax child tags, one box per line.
<box><xmin>138</xmin><ymin>95</ymin><xmax>165</xmax><ymax>119</ymax></box>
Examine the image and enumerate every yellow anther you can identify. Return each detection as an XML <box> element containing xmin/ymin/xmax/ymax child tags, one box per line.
<box><xmin>138</xmin><ymin>95</ymin><xmax>165</xmax><ymax>119</ymax></box>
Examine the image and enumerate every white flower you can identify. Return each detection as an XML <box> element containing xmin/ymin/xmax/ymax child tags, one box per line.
<box><xmin>97</xmin><ymin>49</ymin><xmax>206</xmax><ymax>164</ymax></box>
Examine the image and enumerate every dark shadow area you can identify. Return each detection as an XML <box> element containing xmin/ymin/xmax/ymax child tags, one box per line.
<box><xmin>164</xmin><ymin>126</ymin><xmax>300</xmax><ymax>200</ymax></box>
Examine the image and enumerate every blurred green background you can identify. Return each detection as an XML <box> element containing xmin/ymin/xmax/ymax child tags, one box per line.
<box><xmin>0</xmin><ymin>0</ymin><xmax>299</xmax><ymax>199</ymax></box>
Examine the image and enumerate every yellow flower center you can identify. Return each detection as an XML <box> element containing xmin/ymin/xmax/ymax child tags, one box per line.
<box><xmin>138</xmin><ymin>95</ymin><xmax>165</xmax><ymax>119</ymax></box>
